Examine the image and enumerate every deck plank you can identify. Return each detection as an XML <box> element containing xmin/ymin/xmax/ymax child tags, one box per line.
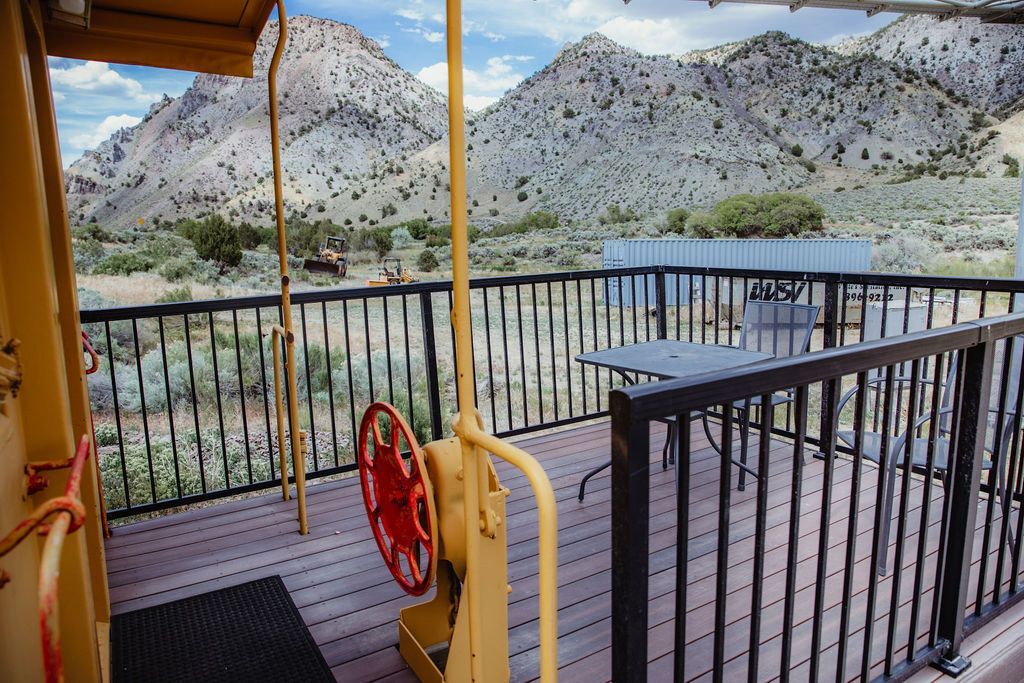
<box><xmin>105</xmin><ymin>420</ymin><xmax>1024</xmax><ymax>681</ymax></box>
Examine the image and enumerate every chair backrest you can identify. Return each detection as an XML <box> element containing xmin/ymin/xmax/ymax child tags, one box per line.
<box><xmin>738</xmin><ymin>301</ymin><xmax>819</xmax><ymax>358</ymax></box>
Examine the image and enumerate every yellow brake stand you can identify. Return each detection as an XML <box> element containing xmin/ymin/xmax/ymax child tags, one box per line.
<box><xmin>350</xmin><ymin>1</ymin><xmax>560</xmax><ymax>681</ymax></box>
<box><xmin>264</xmin><ymin>0</ymin><xmax>557</xmax><ymax>678</ymax></box>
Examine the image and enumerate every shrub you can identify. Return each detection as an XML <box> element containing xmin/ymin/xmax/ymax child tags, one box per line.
<box><xmin>712</xmin><ymin>118</ymin><xmax>723</xmax><ymax>130</ymax></box>
<box><xmin>188</xmin><ymin>215</ymin><xmax>242</xmax><ymax>268</ymax></box>
<box><xmin>238</xmin><ymin>221</ymin><xmax>274</xmax><ymax>249</ymax></box>
<box><xmin>517</xmin><ymin>191</ymin><xmax>528</xmax><ymax>202</ymax></box>
<box><xmin>514</xmin><ymin>176</ymin><xmax>530</xmax><ymax>189</ymax></box>
<box><xmin>390</xmin><ymin>227</ymin><xmax>414</xmax><ymax>249</ymax></box>
<box><xmin>73</xmin><ymin>238</ymin><xmax>106</xmax><ymax>272</ymax></box>
<box><xmin>486</xmin><ymin>211</ymin><xmax>559</xmax><ymax>238</ymax></box>
<box><xmin>417</xmin><ymin>249</ymin><xmax>439</xmax><ymax>272</ymax></box>
<box><xmin>351</xmin><ymin>227</ymin><xmax>393</xmax><ymax>258</ymax></box>
<box><xmin>872</xmin><ymin>234</ymin><xmax>933</xmax><ymax>274</ymax></box>
<box><xmin>156</xmin><ymin>286</ymin><xmax>193</xmax><ymax>303</ymax></box>
<box><xmin>402</xmin><ymin>218</ymin><xmax>432</xmax><ymax>239</ymax></box>
<box><xmin>790</xmin><ymin>144</ymin><xmax>803</xmax><ymax>157</ymax></box>
<box><xmin>685</xmin><ymin>211</ymin><xmax>720</xmax><ymax>238</ymax></box>
<box><xmin>665</xmin><ymin>208</ymin><xmax>690</xmax><ymax>234</ymax></box>
<box><xmin>425</xmin><ymin>234</ymin><xmax>449</xmax><ymax>248</ymax></box>
<box><xmin>1003</xmin><ymin>154</ymin><xmax>1020</xmax><ymax>178</ymax></box>
<box><xmin>597</xmin><ymin>204</ymin><xmax>638</xmax><ymax>225</ymax></box>
<box><xmin>685</xmin><ymin>192</ymin><xmax>824</xmax><ymax>238</ymax></box>
<box><xmin>93</xmin><ymin>253</ymin><xmax>153</xmax><ymax>276</ymax></box>
<box><xmin>861</xmin><ymin>148</ymin><xmax>870</xmax><ymax>160</ymax></box>
<box><xmin>72</xmin><ymin>224</ymin><xmax>112</xmax><ymax>241</ymax></box>
<box><xmin>158</xmin><ymin>257</ymin><xmax>195</xmax><ymax>282</ymax></box>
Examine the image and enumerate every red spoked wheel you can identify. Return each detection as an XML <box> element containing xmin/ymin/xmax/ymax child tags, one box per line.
<box><xmin>358</xmin><ymin>402</ymin><xmax>437</xmax><ymax>596</ymax></box>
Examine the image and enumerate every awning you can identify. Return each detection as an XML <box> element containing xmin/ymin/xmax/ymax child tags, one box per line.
<box><xmin>43</xmin><ymin>0</ymin><xmax>279</xmax><ymax>77</ymax></box>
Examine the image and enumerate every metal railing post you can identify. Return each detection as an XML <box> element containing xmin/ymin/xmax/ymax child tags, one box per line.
<box><xmin>934</xmin><ymin>337</ymin><xmax>995</xmax><ymax>676</ymax></box>
<box><xmin>654</xmin><ymin>269</ymin><xmax>667</xmax><ymax>340</ymax></box>
<box><xmin>419</xmin><ymin>291</ymin><xmax>444</xmax><ymax>441</ymax></box>
<box><xmin>610</xmin><ymin>388</ymin><xmax>650</xmax><ymax>683</ymax></box>
<box><xmin>815</xmin><ymin>280</ymin><xmax>841</xmax><ymax>459</ymax></box>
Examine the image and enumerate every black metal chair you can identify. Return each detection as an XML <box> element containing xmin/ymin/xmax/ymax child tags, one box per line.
<box><xmin>836</xmin><ymin>336</ymin><xmax>1022</xmax><ymax>575</ymax></box>
<box><xmin>665</xmin><ymin>300</ymin><xmax>819</xmax><ymax>491</ymax></box>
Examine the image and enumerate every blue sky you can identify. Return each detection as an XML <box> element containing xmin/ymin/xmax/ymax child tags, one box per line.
<box><xmin>51</xmin><ymin>0</ymin><xmax>894</xmax><ymax>165</ymax></box>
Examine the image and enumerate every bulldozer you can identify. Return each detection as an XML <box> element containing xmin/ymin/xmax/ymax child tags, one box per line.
<box><xmin>366</xmin><ymin>257</ymin><xmax>416</xmax><ymax>286</ymax></box>
<box><xmin>302</xmin><ymin>236</ymin><xmax>348</xmax><ymax>277</ymax></box>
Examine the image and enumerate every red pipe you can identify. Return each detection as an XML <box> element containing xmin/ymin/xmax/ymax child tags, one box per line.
<box><xmin>0</xmin><ymin>436</ymin><xmax>90</xmax><ymax>683</ymax></box>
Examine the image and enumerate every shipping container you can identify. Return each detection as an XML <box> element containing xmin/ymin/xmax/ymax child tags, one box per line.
<box><xmin>602</xmin><ymin>238</ymin><xmax>872</xmax><ymax>308</ymax></box>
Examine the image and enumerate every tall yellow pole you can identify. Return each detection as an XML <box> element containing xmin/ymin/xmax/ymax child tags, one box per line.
<box><xmin>268</xmin><ymin>0</ymin><xmax>307</xmax><ymax>535</ymax></box>
<box><xmin>443</xmin><ymin>4</ymin><xmax>488</xmax><ymax>681</ymax></box>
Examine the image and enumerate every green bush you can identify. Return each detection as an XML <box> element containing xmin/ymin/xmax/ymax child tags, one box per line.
<box><xmin>158</xmin><ymin>256</ymin><xmax>195</xmax><ymax>282</ymax></box>
<box><xmin>72</xmin><ymin>224</ymin><xmax>112</xmax><ymax>241</ymax></box>
<box><xmin>685</xmin><ymin>192</ymin><xmax>824</xmax><ymax>238</ymax></box>
<box><xmin>390</xmin><ymin>227</ymin><xmax>414</xmax><ymax>249</ymax></box>
<box><xmin>156</xmin><ymin>286</ymin><xmax>193</xmax><ymax>304</ymax></box>
<box><xmin>486</xmin><ymin>211</ymin><xmax>559</xmax><ymax>238</ymax></box>
<box><xmin>188</xmin><ymin>215</ymin><xmax>242</xmax><ymax>268</ymax></box>
<box><xmin>684</xmin><ymin>211</ymin><xmax>720</xmax><ymax>238</ymax></box>
<box><xmin>1003</xmin><ymin>154</ymin><xmax>1020</xmax><ymax>178</ymax></box>
<box><xmin>517</xmin><ymin>191</ymin><xmax>528</xmax><ymax>202</ymax></box>
<box><xmin>93</xmin><ymin>253</ymin><xmax>153</xmax><ymax>276</ymax></box>
<box><xmin>665</xmin><ymin>208</ymin><xmax>690</xmax><ymax>234</ymax></box>
<box><xmin>417</xmin><ymin>249</ymin><xmax>439</xmax><ymax>272</ymax></box>
<box><xmin>238</xmin><ymin>221</ymin><xmax>274</xmax><ymax>249</ymax></box>
<box><xmin>403</xmin><ymin>218</ymin><xmax>432</xmax><ymax>239</ymax></box>
<box><xmin>597</xmin><ymin>204</ymin><xmax>638</xmax><ymax>225</ymax></box>
<box><xmin>351</xmin><ymin>227</ymin><xmax>393</xmax><ymax>258</ymax></box>
<box><xmin>790</xmin><ymin>144</ymin><xmax>803</xmax><ymax>157</ymax></box>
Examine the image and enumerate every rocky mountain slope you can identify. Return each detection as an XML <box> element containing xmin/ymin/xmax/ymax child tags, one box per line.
<box><xmin>64</xmin><ymin>15</ymin><xmax>1018</xmax><ymax>229</ymax></box>
<box><xmin>65</xmin><ymin>17</ymin><xmax>448</xmax><ymax>227</ymax></box>
<box><xmin>837</xmin><ymin>15</ymin><xmax>1024</xmax><ymax>113</ymax></box>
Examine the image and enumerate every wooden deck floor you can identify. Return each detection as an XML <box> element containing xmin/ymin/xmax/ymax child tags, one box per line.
<box><xmin>105</xmin><ymin>421</ymin><xmax>1024</xmax><ymax>682</ymax></box>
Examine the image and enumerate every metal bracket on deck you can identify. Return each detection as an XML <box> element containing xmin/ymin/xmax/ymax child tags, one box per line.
<box><xmin>934</xmin><ymin>654</ymin><xmax>971</xmax><ymax>678</ymax></box>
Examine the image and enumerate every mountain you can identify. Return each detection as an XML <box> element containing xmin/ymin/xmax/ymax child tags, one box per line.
<box><xmin>837</xmin><ymin>15</ymin><xmax>1024</xmax><ymax>113</ymax></box>
<box><xmin>64</xmin><ymin>16</ymin><xmax>1014</xmax><ymax>229</ymax></box>
<box><xmin>64</xmin><ymin>17</ymin><xmax>448</xmax><ymax>227</ymax></box>
<box><xmin>720</xmin><ymin>31</ymin><xmax>977</xmax><ymax>170</ymax></box>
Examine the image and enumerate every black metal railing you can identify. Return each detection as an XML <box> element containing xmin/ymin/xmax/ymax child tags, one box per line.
<box><xmin>609</xmin><ymin>311</ymin><xmax>1024</xmax><ymax>681</ymax></box>
<box><xmin>81</xmin><ymin>266</ymin><xmax>1024</xmax><ymax>520</ymax></box>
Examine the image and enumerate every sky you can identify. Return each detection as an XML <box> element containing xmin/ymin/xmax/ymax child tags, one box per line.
<box><xmin>50</xmin><ymin>0</ymin><xmax>895</xmax><ymax>165</ymax></box>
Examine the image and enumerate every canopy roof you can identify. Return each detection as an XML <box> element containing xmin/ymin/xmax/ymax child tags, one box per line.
<box><xmin>629</xmin><ymin>0</ymin><xmax>1022</xmax><ymax>23</ymax></box>
<box><xmin>44</xmin><ymin>0</ymin><xmax>278</xmax><ymax>76</ymax></box>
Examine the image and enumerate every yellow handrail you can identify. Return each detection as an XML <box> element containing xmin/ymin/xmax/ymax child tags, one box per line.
<box><xmin>456</xmin><ymin>420</ymin><xmax>559</xmax><ymax>683</ymax></box>
<box><xmin>267</xmin><ymin>0</ymin><xmax>307</xmax><ymax>535</ymax></box>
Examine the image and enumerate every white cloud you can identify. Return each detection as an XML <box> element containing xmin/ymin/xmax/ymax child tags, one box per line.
<box><xmin>594</xmin><ymin>17</ymin><xmax>709</xmax><ymax>54</ymax></box>
<box><xmin>374</xmin><ymin>34</ymin><xmax>392</xmax><ymax>48</ymax></box>
<box><xmin>394</xmin><ymin>7</ymin><xmax>425</xmax><ymax>21</ymax></box>
<box><xmin>417</xmin><ymin>54</ymin><xmax>533</xmax><ymax>107</ymax></box>
<box><xmin>68</xmin><ymin>113</ymin><xmax>141</xmax><ymax>150</ymax></box>
<box><xmin>400</xmin><ymin>25</ymin><xmax>445</xmax><ymax>43</ymax></box>
<box><xmin>465</xmin><ymin>95</ymin><xmax>499</xmax><ymax>110</ymax></box>
<box><xmin>49</xmin><ymin>61</ymin><xmax>158</xmax><ymax>104</ymax></box>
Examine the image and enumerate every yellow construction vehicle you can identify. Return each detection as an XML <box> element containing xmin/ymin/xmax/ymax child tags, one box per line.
<box><xmin>365</xmin><ymin>257</ymin><xmax>416</xmax><ymax>286</ymax></box>
<box><xmin>302</xmin><ymin>236</ymin><xmax>348</xmax><ymax>277</ymax></box>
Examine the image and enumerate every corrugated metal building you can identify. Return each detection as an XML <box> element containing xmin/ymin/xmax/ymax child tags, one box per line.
<box><xmin>603</xmin><ymin>238</ymin><xmax>872</xmax><ymax>306</ymax></box>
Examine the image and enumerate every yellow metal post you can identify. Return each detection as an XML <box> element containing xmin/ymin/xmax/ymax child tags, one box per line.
<box><xmin>443</xmin><ymin>0</ymin><xmax>558</xmax><ymax>680</ymax></box>
<box><xmin>268</xmin><ymin>1</ymin><xmax>307</xmax><ymax>535</ymax></box>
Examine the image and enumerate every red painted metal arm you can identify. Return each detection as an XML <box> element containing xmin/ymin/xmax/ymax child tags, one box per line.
<box><xmin>0</xmin><ymin>436</ymin><xmax>91</xmax><ymax>683</ymax></box>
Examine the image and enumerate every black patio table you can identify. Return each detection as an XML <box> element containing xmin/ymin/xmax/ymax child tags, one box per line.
<box><xmin>575</xmin><ymin>339</ymin><xmax>772</xmax><ymax>500</ymax></box>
